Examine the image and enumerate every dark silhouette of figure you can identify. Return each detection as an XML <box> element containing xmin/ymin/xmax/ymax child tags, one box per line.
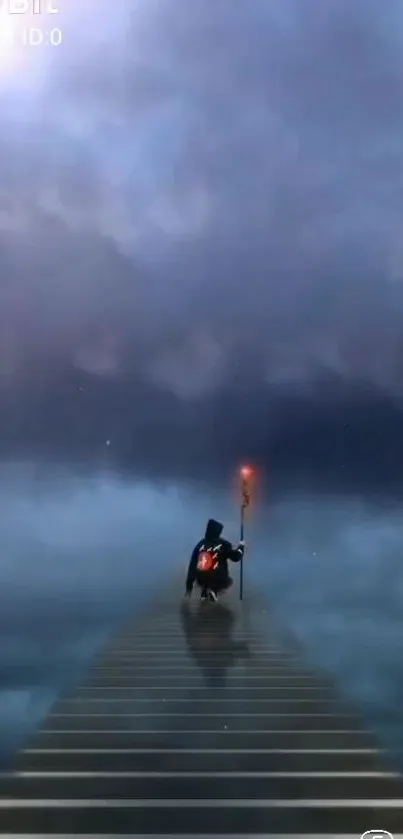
<box><xmin>180</xmin><ymin>599</ymin><xmax>249</xmax><ymax>687</ymax></box>
<box><xmin>185</xmin><ymin>518</ymin><xmax>245</xmax><ymax>602</ymax></box>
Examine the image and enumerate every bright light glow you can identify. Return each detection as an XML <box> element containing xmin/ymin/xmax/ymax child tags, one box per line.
<box><xmin>0</xmin><ymin>10</ymin><xmax>18</xmax><ymax>68</ymax></box>
<box><xmin>240</xmin><ymin>466</ymin><xmax>253</xmax><ymax>479</ymax></box>
<box><xmin>0</xmin><ymin>8</ymin><xmax>30</xmax><ymax>73</ymax></box>
<box><xmin>0</xmin><ymin>6</ymin><xmax>42</xmax><ymax>73</ymax></box>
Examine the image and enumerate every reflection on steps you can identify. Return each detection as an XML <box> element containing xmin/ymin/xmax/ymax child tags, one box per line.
<box><xmin>2</xmin><ymin>593</ymin><xmax>403</xmax><ymax>836</ymax></box>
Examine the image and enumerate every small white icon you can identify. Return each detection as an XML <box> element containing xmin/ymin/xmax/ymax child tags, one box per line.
<box><xmin>361</xmin><ymin>831</ymin><xmax>394</xmax><ymax>839</ymax></box>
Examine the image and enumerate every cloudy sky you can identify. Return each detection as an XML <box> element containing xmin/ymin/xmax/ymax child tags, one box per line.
<box><xmin>3</xmin><ymin>0</ymin><xmax>403</xmax><ymax>769</ymax></box>
<box><xmin>0</xmin><ymin>0</ymin><xmax>403</xmax><ymax>491</ymax></box>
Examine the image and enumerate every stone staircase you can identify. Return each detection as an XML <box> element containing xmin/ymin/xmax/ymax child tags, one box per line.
<box><xmin>1</xmin><ymin>590</ymin><xmax>402</xmax><ymax>836</ymax></box>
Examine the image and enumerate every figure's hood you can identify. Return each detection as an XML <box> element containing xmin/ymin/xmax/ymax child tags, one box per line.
<box><xmin>204</xmin><ymin>518</ymin><xmax>223</xmax><ymax>541</ymax></box>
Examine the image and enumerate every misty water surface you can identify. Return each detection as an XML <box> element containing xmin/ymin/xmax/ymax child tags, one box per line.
<box><xmin>0</xmin><ymin>464</ymin><xmax>403</xmax><ymax>768</ymax></box>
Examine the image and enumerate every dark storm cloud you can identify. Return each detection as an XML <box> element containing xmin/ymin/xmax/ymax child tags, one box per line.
<box><xmin>3</xmin><ymin>1</ymin><xmax>403</xmax><ymax>773</ymax></box>
<box><xmin>1</xmin><ymin>0</ymin><xmax>403</xmax><ymax>487</ymax></box>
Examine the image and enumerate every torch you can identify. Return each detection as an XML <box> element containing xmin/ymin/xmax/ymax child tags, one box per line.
<box><xmin>239</xmin><ymin>465</ymin><xmax>252</xmax><ymax>601</ymax></box>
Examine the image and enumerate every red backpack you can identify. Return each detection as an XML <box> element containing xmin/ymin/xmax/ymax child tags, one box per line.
<box><xmin>196</xmin><ymin>545</ymin><xmax>220</xmax><ymax>573</ymax></box>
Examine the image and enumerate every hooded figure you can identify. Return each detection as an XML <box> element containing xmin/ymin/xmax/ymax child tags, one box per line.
<box><xmin>185</xmin><ymin>518</ymin><xmax>245</xmax><ymax>602</ymax></box>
